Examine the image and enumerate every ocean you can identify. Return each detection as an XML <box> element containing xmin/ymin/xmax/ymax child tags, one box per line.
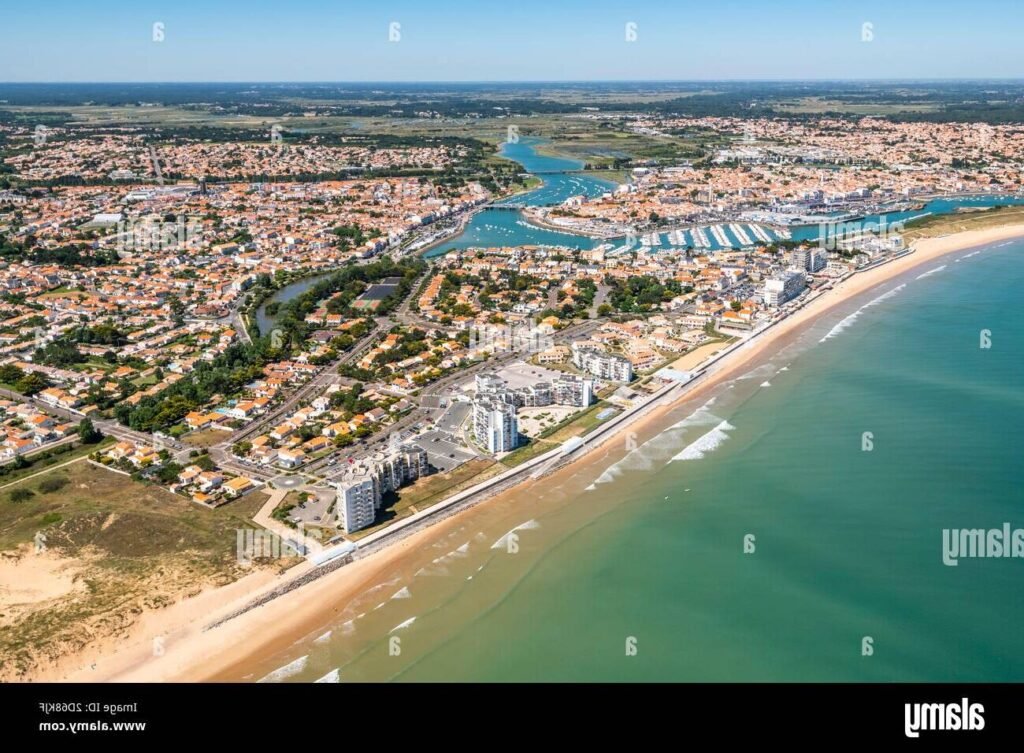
<box><xmin>244</xmin><ymin>237</ymin><xmax>1024</xmax><ymax>683</ymax></box>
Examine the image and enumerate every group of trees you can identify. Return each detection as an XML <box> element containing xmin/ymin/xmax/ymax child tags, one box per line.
<box><xmin>115</xmin><ymin>341</ymin><xmax>268</xmax><ymax>431</ymax></box>
<box><xmin>0</xmin><ymin>363</ymin><xmax>51</xmax><ymax>395</ymax></box>
<box><xmin>0</xmin><ymin>236</ymin><xmax>119</xmax><ymax>267</ymax></box>
<box><xmin>606</xmin><ymin>275</ymin><xmax>683</xmax><ymax>313</ymax></box>
<box><xmin>269</xmin><ymin>257</ymin><xmax>424</xmax><ymax>346</ymax></box>
<box><xmin>33</xmin><ymin>340</ymin><xmax>84</xmax><ymax>368</ymax></box>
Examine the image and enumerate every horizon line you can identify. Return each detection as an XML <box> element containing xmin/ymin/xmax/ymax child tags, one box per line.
<box><xmin>3</xmin><ymin>77</ymin><xmax>1024</xmax><ymax>86</ymax></box>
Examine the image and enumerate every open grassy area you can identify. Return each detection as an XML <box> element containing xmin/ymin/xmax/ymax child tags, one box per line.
<box><xmin>774</xmin><ymin>97</ymin><xmax>943</xmax><ymax>116</ymax></box>
<box><xmin>0</xmin><ymin>437</ymin><xmax>113</xmax><ymax>490</ymax></box>
<box><xmin>0</xmin><ymin>461</ymin><xmax>276</xmax><ymax>679</ymax></box>
<box><xmin>902</xmin><ymin>205</ymin><xmax>1024</xmax><ymax>242</ymax></box>
<box><xmin>182</xmin><ymin>427</ymin><xmax>231</xmax><ymax>449</ymax></box>
<box><xmin>542</xmin><ymin>402</ymin><xmax>618</xmax><ymax>443</ymax></box>
<box><xmin>346</xmin><ymin>458</ymin><xmax>499</xmax><ymax>540</ymax></box>
<box><xmin>500</xmin><ymin>438</ymin><xmax>558</xmax><ymax>468</ymax></box>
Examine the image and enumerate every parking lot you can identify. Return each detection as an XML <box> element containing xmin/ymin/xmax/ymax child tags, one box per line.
<box><xmin>287</xmin><ymin>486</ymin><xmax>335</xmax><ymax>527</ymax></box>
<box><xmin>435</xmin><ymin>401</ymin><xmax>470</xmax><ymax>434</ymax></box>
<box><xmin>417</xmin><ymin>428</ymin><xmax>476</xmax><ymax>473</ymax></box>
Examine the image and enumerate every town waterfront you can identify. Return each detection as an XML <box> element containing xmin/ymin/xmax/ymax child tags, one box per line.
<box><xmin>241</xmin><ymin>236</ymin><xmax>1024</xmax><ymax>682</ymax></box>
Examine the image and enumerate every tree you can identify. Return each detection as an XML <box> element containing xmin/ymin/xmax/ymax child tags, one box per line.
<box><xmin>77</xmin><ymin>417</ymin><xmax>102</xmax><ymax>444</ymax></box>
<box><xmin>16</xmin><ymin>372</ymin><xmax>50</xmax><ymax>396</ymax></box>
<box><xmin>0</xmin><ymin>363</ymin><xmax>24</xmax><ymax>385</ymax></box>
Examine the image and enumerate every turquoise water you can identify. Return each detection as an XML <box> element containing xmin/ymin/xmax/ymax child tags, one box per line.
<box><xmin>425</xmin><ymin>138</ymin><xmax>612</xmax><ymax>256</ymax></box>
<box><xmin>247</xmin><ymin>237</ymin><xmax>1024</xmax><ymax>683</ymax></box>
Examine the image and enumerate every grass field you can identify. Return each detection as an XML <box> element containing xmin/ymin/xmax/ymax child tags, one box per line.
<box><xmin>0</xmin><ymin>437</ymin><xmax>113</xmax><ymax>491</ymax></box>
<box><xmin>902</xmin><ymin>205</ymin><xmax>1024</xmax><ymax>242</ymax></box>
<box><xmin>774</xmin><ymin>97</ymin><xmax>943</xmax><ymax>115</ymax></box>
<box><xmin>500</xmin><ymin>438</ymin><xmax>558</xmax><ymax>468</ymax></box>
<box><xmin>182</xmin><ymin>427</ymin><xmax>230</xmax><ymax>449</ymax></box>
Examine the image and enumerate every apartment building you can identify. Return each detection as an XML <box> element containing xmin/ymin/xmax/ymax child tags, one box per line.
<box><xmin>762</xmin><ymin>270</ymin><xmax>807</xmax><ymax>307</ymax></box>
<box><xmin>337</xmin><ymin>471</ymin><xmax>380</xmax><ymax>534</ymax></box>
<box><xmin>552</xmin><ymin>375</ymin><xmax>594</xmax><ymax>407</ymax></box>
<box><xmin>571</xmin><ymin>344</ymin><xmax>634</xmax><ymax>383</ymax></box>
<box><xmin>335</xmin><ymin>443</ymin><xmax>430</xmax><ymax>534</ymax></box>
<box><xmin>473</xmin><ymin>397</ymin><xmax>519</xmax><ymax>454</ymax></box>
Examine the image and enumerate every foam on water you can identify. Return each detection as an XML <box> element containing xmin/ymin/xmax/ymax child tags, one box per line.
<box><xmin>314</xmin><ymin>668</ymin><xmax>340</xmax><ymax>683</ymax></box>
<box><xmin>313</xmin><ymin>630</ymin><xmax>332</xmax><ymax>645</ymax></box>
<box><xmin>916</xmin><ymin>264</ymin><xmax>947</xmax><ymax>279</ymax></box>
<box><xmin>586</xmin><ymin>397</ymin><xmax>727</xmax><ymax>490</ymax></box>
<box><xmin>415</xmin><ymin>564</ymin><xmax>450</xmax><ymax>577</ymax></box>
<box><xmin>389</xmin><ymin>617</ymin><xmax>416</xmax><ymax>633</ymax></box>
<box><xmin>391</xmin><ymin>586</ymin><xmax>411</xmax><ymax>600</ymax></box>
<box><xmin>257</xmin><ymin>655</ymin><xmax>308</xmax><ymax>683</ymax></box>
<box><xmin>670</xmin><ymin>421</ymin><xmax>736</xmax><ymax>462</ymax></box>
<box><xmin>760</xmin><ymin>381</ymin><xmax>771</xmax><ymax>387</ymax></box>
<box><xmin>491</xmin><ymin>520</ymin><xmax>541</xmax><ymax>549</ymax></box>
<box><xmin>820</xmin><ymin>284</ymin><xmax>906</xmax><ymax>342</ymax></box>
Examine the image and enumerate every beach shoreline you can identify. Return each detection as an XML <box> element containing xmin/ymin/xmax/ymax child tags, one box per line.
<box><xmin>28</xmin><ymin>222</ymin><xmax>1024</xmax><ymax>684</ymax></box>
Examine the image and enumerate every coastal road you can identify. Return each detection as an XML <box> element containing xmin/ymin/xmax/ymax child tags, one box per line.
<box><xmin>148</xmin><ymin>145</ymin><xmax>165</xmax><ymax>186</ymax></box>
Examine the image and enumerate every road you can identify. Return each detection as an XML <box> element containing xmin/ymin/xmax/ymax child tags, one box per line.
<box><xmin>0</xmin><ymin>387</ymin><xmax>185</xmax><ymax>454</ymax></box>
<box><xmin>148</xmin><ymin>145</ymin><xmax>165</xmax><ymax>185</ymax></box>
<box><xmin>301</xmin><ymin>317</ymin><xmax>601</xmax><ymax>478</ymax></box>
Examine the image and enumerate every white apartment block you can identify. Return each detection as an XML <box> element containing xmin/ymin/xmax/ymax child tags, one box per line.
<box><xmin>336</xmin><ymin>443</ymin><xmax>430</xmax><ymax>534</ymax></box>
<box><xmin>571</xmin><ymin>345</ymin><xmax>634</xmax><ymax>382</ymax></box>
<box><xmin>473</xmin><ymin>397</ymin><xmax>519</xmax><ymax>453</ymax></box>
<box><xmin>762</xmin><ymin>270</ymin><xmax>807</xmax><ymax>307</ymax></box>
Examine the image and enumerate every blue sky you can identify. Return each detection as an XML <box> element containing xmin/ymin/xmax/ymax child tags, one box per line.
<box><xmin>2</xmin><ymin>0</ymin><xmax>1023</xmax><ymax>82</ymax></box>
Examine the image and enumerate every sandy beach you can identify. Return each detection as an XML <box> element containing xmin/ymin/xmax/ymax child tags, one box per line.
<box><xmin>29</xmin><ymin>222</ymin><xmax>1024</xmax><ymax>683</ymax></box>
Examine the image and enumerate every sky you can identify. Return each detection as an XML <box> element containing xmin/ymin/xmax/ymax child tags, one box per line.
<box><xmin>2</xmin><ymin>0</ymin><xmax>1024</xmax><ymax>82</ymax></box>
